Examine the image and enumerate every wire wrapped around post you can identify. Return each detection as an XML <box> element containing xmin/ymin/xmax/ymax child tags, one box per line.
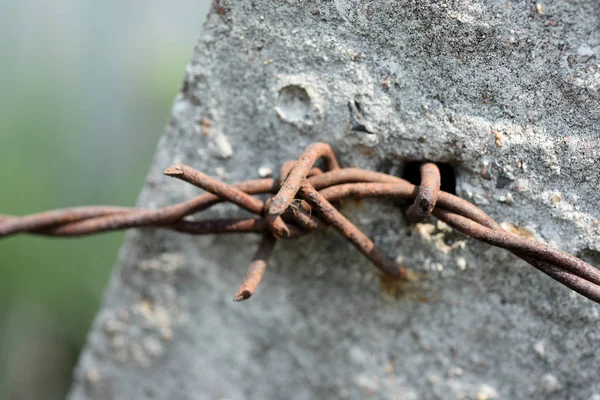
<box><xmin>1</xmin><ymin>142</ymin><xmax>599</xmax><ymax>303</ymax></box>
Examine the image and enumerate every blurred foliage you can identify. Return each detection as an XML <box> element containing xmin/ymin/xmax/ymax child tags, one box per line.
<box><xmin>0</xmin><ymin>2</ymin><xmax>208</xmax><ymax>398</ymax></box>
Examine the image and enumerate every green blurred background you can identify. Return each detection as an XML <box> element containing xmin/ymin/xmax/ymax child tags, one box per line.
<box><xmin>0</xmin><ymin>2</ymin><xmax>209</xmax><ymax>399</ymax></box>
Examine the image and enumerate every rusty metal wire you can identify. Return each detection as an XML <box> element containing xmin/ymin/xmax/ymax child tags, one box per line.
<box><xmin>1</xmin><ymin>142</ymin><xmax>599</xmax><ymax>303</ymax></box>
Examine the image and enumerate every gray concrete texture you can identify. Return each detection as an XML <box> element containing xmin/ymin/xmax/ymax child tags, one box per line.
<box><xmin>69</xmin><ymin>1</ymin><xmax>600</xmax><ymax>399</ymax></box>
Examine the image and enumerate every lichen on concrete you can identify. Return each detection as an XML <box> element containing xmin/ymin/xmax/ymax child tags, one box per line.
<box><xmin>69</xmin><ymin>1</ymin><xmax>599</xmax><ymax>399</ymax></box>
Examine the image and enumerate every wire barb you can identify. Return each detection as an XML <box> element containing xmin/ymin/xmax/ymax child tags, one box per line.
<box><xmin>234</xmin><ymin>233</ymin><xmax>277</xmax><ymax>301</ymax></box>
<box><xmin>1</xmin><ymin>143</ymin><xmax>599</xmax><ymax>303</ymax></box>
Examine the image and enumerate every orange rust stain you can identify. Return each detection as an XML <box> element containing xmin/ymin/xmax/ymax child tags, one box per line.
<box><xmin>379</xmin><ymin>268</ymin><xmax>425</xmax><ymax>300</ymax></box>
<box><xmin>503</xmin><ymin>223</ymin><xmax>535</xmax><ymax>239</ymax></box>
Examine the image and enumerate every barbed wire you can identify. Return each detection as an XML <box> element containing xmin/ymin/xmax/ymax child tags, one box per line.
<box><xmin>1</xmin><ymin>142</ymin><xmax>599</xmax><ymax>303</ymax></box>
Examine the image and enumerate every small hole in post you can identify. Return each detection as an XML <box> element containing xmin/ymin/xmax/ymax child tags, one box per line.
<box><xmin>276</xmin><ymin>85</ymin><xmax>313</xmax><ymax>125</ymax></box>
<box><xmin>402</xmin><ymin>161</ymin><xmax>457</xmax><ymax>195</ymax></box>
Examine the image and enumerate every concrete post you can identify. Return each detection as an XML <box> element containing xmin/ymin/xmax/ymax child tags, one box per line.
<box><xmin>69</xmin><ymin>2</ymin><xmax>600</xmax><ymax>399</ymax></box>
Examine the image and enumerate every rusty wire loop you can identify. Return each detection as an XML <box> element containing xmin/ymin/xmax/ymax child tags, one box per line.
<box><xmin>406</xmin><ymin>163</ymin><xmax>440</xmax><ymax>224</ymax></box>
<box><xmin>1</xmin><ymin>142</ymin><xmax>599</xmax><ymax>303</ymax></box>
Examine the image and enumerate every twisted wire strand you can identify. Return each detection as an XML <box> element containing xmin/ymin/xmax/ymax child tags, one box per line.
<box><xmin>1</xmin><ymin>142</ymin><xmax>598</xmax><ymax>303</ymax></box>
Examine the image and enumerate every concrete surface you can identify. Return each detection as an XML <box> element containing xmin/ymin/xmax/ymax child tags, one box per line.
<box><xmin>69</xmin><ymin>1</ymin><xmax>600</xmax><ymax>399</ymax></box>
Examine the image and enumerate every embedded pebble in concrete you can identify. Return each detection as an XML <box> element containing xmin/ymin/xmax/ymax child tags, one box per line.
<box><xmin>69</xmin><ymin>1</ymin><xmax>600</xmax><ymax>399</ymax></box>
<box><xmin>539</xmin><ymin>373</ymin><xmax>563</xmax><ymax>394</ymax></box>
<box><xmin>533</xmin><ymin>341</ymin><xmax>545</xmax><ymax>358</ymax></box>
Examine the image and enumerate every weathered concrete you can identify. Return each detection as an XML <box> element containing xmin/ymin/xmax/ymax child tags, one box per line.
<box><xmin>69</xmin><ymin>1</ymin><xmax>600</xmax><ymax>399</ymax></box>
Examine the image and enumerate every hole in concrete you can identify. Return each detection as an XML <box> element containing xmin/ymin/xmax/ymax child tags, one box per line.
<box><xmin>402</xmin><ymin>161</ymin><xmax>457</xmax><ymax>195</ymax></box>
<box><xmin>276</xmin><ymin>85</ymin><xmax>312</xmax><ymax>125</ymax></box>
<box><xmin>348</xmin><ymin>100</ymin><xmax>371</xmax><ymax>133</ymax></box>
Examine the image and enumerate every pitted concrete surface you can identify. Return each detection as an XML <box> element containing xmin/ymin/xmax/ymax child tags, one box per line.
<box><xmin>69</xmin><ymin>1</ymin><xmax>599</xmax><ymax>399</ymax></box>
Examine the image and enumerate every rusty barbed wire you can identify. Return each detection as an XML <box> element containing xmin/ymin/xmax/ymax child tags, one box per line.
<box><xmin>1</xmin><ymin>142</ymin><xmax>599</xmax><ymax>303</ymax></box>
